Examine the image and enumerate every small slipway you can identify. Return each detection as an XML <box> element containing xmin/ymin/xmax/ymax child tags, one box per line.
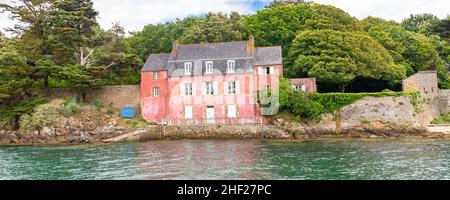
<box><xmin>426</xmin><ymin>124</ymin><xmax>450</xmax><ymax>135</ymax></box>
<box><xmin>102</xmin><ymin>128</ymin><xmax>150</xmax><ymax>143</ymax></box>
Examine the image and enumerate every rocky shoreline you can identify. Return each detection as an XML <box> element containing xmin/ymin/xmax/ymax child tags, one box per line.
<box><xmin>2</xmin><ymin>122</ymin><xmax>450</xmax><ymax>145</ymax></box>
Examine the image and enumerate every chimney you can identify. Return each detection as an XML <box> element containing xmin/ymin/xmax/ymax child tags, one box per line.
<box><xmin>247</xmin><ymin>35</ymin><xmax>255</xmax><ymax>56</ymax></box>
<box><xmin>171</xmin><ymin>40</ymin><xmax>180</xmax><ymax>57</ymax></box>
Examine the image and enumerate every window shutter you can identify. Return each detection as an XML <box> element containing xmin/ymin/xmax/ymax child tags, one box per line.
<box><xmin>192</xmin><ymin>83</ymin><xmax>196</xmax><ymax>96</ymax></box>
<box><xmin>258</xmin><ymin>67</ymin><xmax>263</xmax><ymax>75</ymax></box>
<box><xmin>180</xmin><ymin>83</ymin><xmax>185</xmax><ymax>96</ymax></box>
<box><xmin>236</xmin><ymin>81</ymin><xmax>241</xmax><ymax>95</ymax></box>
<box><xmin>201</xmin><ymin>82</ymin><xmax>206</xmax><ymax>96</ymax></box>
<box><xmin>228</xmin><ymin>105</ymin><xmax>237</xmax><ymax>118</ymax></box>
<box><xmin>224</xmin><ymin>81</ymin><xmax>228</xmax><ymax>95</ymax></box>
<box><xmin>213</xmin><ymin>82</ymin><xmax>218</xmax><ymax>95</ymax></box>
<box><xmin>270</xmin><ymin>67</ymin><xmax>275</xmax><ymax>75</ymax></box>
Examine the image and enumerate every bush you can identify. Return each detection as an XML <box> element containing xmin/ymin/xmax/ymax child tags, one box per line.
<box><xmin>0</xmin><ymin>98</ymin><xmax>47</xmax><ymax>130</ymax></box>
<box><xmin>107</xmin><ymin>108</ymin><xmax>115</xmax><ymax>115</ymax></box>
<box><xmin>432</xmin><ymin>113</ymin><xmax>450</xmax><ymax>124</ymax></box>
<box><xmin>61</xmin><ymin>104</ymin><xmax>80</xmax><ymax>116</ymax></box>
<box><xmin>20</xmin><ymin>103</ymin><xmax>61</xmax><ymax>130</ymax></box>
<box><xmin>64</xmin><ymin>96</ymin><xmax>74</xmax><ymax>106</ymax></box>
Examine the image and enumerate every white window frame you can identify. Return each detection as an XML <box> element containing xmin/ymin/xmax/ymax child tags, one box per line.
<box><xmin>205</xmin><ymin>61</ymin><xmax>214</xmax><ymax>74</ymax></box>
<box><xmin>293</xmin><ymin>85</ymin><xmax>307</xmax><ymax>92</ymax></box>
<box><xmin>227</xmin><ymin>60</ymin><xmax>235</xmax><ymax>73</ymax></box>
<box><xmin>205</xmin><ymin>81</ymin><xmax>214</xmax><ymax>96</ymax></box>
<box><xmin>258</xmin><ymin>67</ymin><xmax>274</xmax><ymax>75</ymax></box>
<box><xmin>184</xmin><ymin>62</ymin><xmax>192</xmax><ymax>75</ymax></box>
<box><xmin>228</xmin><ymin>81</ymin><xmax>236</xmax><ymax>95</ymax></box>
<box><xmin>153</xmin><ymin>72</ymin><xmax>159</xmax><ymax>80</ymax></box>
<box><xmin>153</xmin><ymin>87</ymin><xmax>160</xmax><ymax>97</ymax></box>
<box><xmin>184</xmin><ymin>82</ymin><xmax>193</xmax><ymax>96</ymax></box>
<box><xmin>184</xmin><ymin>106</ymin><xmax>193</xmax><ymax>119</ymax></box>
<box><xmin>227</xmin><ymin>105</ymin><xmax>237</xmax><ymax>118</ymax></box>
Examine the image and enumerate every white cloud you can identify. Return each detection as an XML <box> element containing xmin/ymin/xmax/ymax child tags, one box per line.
<box><xmin>93</xmin><ymin>0</ymin><xmax>257</xmax><ymax>32</ymax></box>
<box><xmin>0</xmin><ymin>0</ymin><xmax>449</xmax><ymax>36</ymax></box>
<box><xmin>313</xmin><ymin>0</ymin><xmax>449</xmax><ymax>22</ymax></box>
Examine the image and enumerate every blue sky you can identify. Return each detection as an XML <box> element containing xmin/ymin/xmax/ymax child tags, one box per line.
<box><xmin>0</xmin><ymin>0</ymin><xmax>449</xmax><ymax>35</ymax></box>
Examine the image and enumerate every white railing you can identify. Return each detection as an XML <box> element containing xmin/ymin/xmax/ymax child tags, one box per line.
<box><xmin>161</xmin><ymin>117</ymin><xmax>268</xmax><ymax>125</ymax></box>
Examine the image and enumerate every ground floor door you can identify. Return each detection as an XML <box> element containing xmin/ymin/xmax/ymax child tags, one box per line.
<box><xmin>206</xmin><ymin>106</ymin><xmax>215</xmax><ymax>124</ymax></box>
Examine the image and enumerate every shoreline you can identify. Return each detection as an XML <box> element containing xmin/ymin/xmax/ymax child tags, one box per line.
<box><xmin>2</xmin><ymin>124</ymin><xmax>450</xmax><ymax>146</ymax></box>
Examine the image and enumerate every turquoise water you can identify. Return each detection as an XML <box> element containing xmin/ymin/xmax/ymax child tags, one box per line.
<box><xmin>1</xmin><ymin>140</ymin><xmax>450</xmax><ymax>180</ymax></box>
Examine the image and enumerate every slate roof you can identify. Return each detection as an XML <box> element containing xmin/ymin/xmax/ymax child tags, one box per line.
<box><xmin>254</xmin><ymin>46</ymin><xmax>283</xmax><ymax>66</ymax></box>
<box><xmin>141</xmin><ymin>39</ymin><xmax>283</xmax><ymax>73</ymax></box>
<box><xmin>169</xmin><ymin>41</ymin><xmax>250</xmax><ymax>61</ymax></box>
<box><xmin>141</xmin><ymin>54</ymin><xmax>170</xmax><ymax>72</ymax></box>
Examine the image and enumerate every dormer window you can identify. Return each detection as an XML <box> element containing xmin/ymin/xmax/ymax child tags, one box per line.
<box><xmin>184</xmin><ymin>62</ymin><xmax>192</xmax><ymax>75</ymax></box>
<box><xmin>205</xmin><ymin>61</ymin><xmax>213</xmax><ymax>74</ymax></box>
<box><xmin>227</xmin><ymin>60</ymin><xmax>235</xmax><ymax>73</ymax></box>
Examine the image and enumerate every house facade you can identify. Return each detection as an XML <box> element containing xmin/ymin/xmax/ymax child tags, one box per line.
<box><xmin>140</xmin><ymin>36</ymin><xmax>283</xmax><ymax>125</ymax></box>
<box><xmin>289</xmin><ymin>78</ymin><xmax>317</xmax><ymax>93</ymax></box>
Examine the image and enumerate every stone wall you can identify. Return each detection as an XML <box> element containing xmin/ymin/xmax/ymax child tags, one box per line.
<box><xmin>402</xmin><ymin>71</ymin><xmax>438</xmax><ymax>98</ymax></box>
<box><xmin>49</xmin><ymin>85</ymin><xmax>141</xmax><ymax>110</ymax></box>
<box><xmin>306</xmin><ymin>95</ymin><xmax>441</xmax><ymax>134</ymax></box>
<box><xmin>439</xmin><ymin>89</ymin><xmax>450</xmax><ymax>114</ymax></box>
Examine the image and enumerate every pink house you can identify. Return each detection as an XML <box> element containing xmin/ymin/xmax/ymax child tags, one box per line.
<box><xmin>140</xmin><ymin>36</ymin><xmax>283</xmax><ymax>125</ymax></box>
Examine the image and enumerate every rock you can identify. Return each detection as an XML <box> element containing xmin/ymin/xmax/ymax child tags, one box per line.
<box><xmin>41</xmin><ymin>127</ymin><xmax>55</xmax><ymax>137</ymax></box>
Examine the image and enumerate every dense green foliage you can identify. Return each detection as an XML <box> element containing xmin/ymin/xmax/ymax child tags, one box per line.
<box><xmin>287</xmin><ymin>29</ymin><xmax>405</xmax><ymax>91</ymax></box>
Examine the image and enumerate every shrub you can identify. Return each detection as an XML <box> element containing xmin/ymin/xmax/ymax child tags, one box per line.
<box><xmin>432</xmin><ymin>113</ymin><xmax>450</xmax><ymax>124</ymax></box>
<box><xmin>107</xmin><ymin>108</ymin><xmax>115</xmax><ymax>115</ymax></box>
<box><xmin>61</xmin><ymin>104</ymin><xmax>80</xmax><ymax>116</ymax></box>
<box><xmin>20</xmin><ymin>103</ymin><xmax>61</xmax><ymax>130</ymax></box>
<box><xmin>63</xmin><ymin>96</ymin><xmax>75</xmax><ymax>106</ymax></box>
<box><xmin>0</xmin><ymin>98</ymin><xmax>47</xmax><ymax>130</ymax></box>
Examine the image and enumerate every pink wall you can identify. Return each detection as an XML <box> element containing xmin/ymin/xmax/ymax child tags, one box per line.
<box><xmin>141</xmin><ymin>71</ymin><xmax>168</xmax><ymax>123</ymax></box>
<box><xmin>141</xmin><ymin>65</ymin><xmax>282</xmax><ymax>124</ymax></box>
<box><xmin>166</xmin><ymin>74</ymin><xmax>259</xmax><ymax>124</ymax></box>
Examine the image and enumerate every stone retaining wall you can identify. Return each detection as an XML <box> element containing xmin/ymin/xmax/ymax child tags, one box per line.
<box><xmin>48</xmin><ymin>85</ymin><xmax>140</xmax><ymax>109</ymax></box>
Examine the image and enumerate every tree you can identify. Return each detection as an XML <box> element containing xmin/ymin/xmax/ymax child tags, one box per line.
<box><xmin>127</xmin><ymin>17</ymin><xmax>197</xmax><ymax>61</ymax></box>
<box><xmin>47</xmin><ymin>0</ymin><xmax>99</xmax><ymax>65</ymax></box>
<box><xmin>362</xmin><ymin>17</ymin><xmax>445</xmax><ymax>77</ymax></box>
<box><xmin>0</xmin><ymin>32</ymin><xmax>5</xmax><ymax>48</ymax></box>
<box><xmin>242</xmin><ymin>4</ymin><xmax>313</xmax><ymax>57</ymax></box>
<box><xmin>288</xmin><ymin>30</ymin><xmax>405</xmax><ymax>92</ymax></box>
<box><xmin>178</xmin><ymin>12</ymin><xmax>247</xmax><ymax>44</ymax></box>
<box><xmin>268</xmin><ymin>0</ymin><xmax>312</xmax><ymax>7</ymax></box>
<box><xmin>432</xmin><ymin>16</ymin><xmax>450</xmax><ymax>42</ymax></box>
<box><xmin>243</xmin><ymin>4</ymin><xmax>362</xmax><ymax>72</ymax></box>
<box><xmin>401</xmin><ymin>13</ymin><xmax>441</xmax><ymax>35</ymax></box>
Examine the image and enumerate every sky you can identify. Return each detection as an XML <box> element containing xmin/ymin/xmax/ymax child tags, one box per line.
<box><xmin>0</xmin><ymin>0</ymin><xmax>449</xmax><ymax>35</ymax></box>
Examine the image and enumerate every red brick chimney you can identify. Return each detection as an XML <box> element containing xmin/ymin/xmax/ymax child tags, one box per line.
<box><xmin>171</xmin><ymin>40</ymin><xmax>180</xmax><ymax>57</ymax></box>
<box><xmin>247</xmin><ymin>35</ymin><xmax>255</xmax><ymax>56</ymax></box>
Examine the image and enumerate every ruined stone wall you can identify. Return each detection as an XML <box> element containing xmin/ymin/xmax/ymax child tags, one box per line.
<box><xmin>439</xmin><ymin>89</ymin><xmax>450</xmax><ymax>114</ymax></box>
<box><xmin>49</xmin><ymin>85</ymin><xmax>141</xmax><ymax>110</ymax></box>
<box><xmin>402</xmin><ymin>71</ymin><xmax>439</xmax><ymax>97</ymax></box>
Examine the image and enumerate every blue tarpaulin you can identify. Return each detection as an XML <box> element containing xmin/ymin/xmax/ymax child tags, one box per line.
<box><xmin>120</xmin><ymin>107</ymin><xmax>135</xmax><ymax>118</ymax></box>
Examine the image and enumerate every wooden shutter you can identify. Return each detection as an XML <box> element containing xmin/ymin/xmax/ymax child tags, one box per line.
<box><xmin>201</xmin><ymin>82</ymin><xmax>206</xmax><ymax>96</ymax></box>
<box><xmin>213</xmin><ymin>82</ymin><xmax>218</xmax><ymax>95</ymax></box>
<box><xmin>236</xmin><ymin>81</ymin><xmax>240</xmax><ymax>95</ymax></box>
<box><xmin>180</xmin><ymin>83</ymin><xmax>185</xmax><ymax>96</ymax></box>
<box><xmin>228</xmin><ymin>105</ymin><xmax>237</xmax><ymax>118</ymax></box>
<box><xmin>224</xmin><ymin>81</ymin><xmax>228</xmax><ymax>95</ymax></box>
<box><xmin>185</xmin><ymin>106</ymin><xmax>193</xmax><ymax>119</ymax></box>
<box><xmin>258</xmin><ymin>67</ymin><xmax>264</xmax><ymax>75</ymax></box>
